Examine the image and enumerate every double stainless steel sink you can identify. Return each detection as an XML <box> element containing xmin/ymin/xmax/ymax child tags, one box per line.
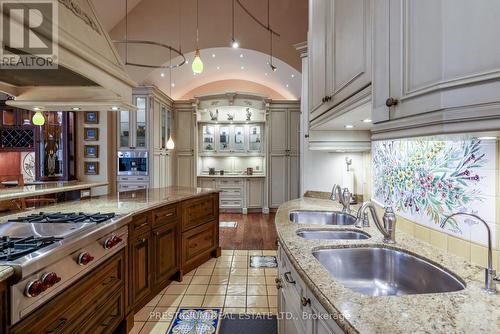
<box><xmin>297</xmin><ymin>230</ymin><xmax>370</xmax><ymax>240</ymax></box>
<box><xmin>290</xmin><ymin>210</ymin><xmax>356</xmax><ymax>226</ymax></box>
<box><xmin>313</xmin><ymin>247</ymin><xmax>466</xmax><ymax>296</ymax></box>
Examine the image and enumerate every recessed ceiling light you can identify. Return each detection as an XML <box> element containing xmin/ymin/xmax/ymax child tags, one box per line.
<box><xmin>216</xmin><ymin>66</ymin><xmax>221</xmax><ymax>70</ymax></box>
<box><xmin>291</xmin><ymin>74</ymin><xmax>295</xmax><ymax>78</ymax></box>
<box><xmin>477</xmin><ymin>136</ymin><xmax>497</xmax><ymax>140</ymax></box>
<box><xmin>72</xmin><ymin>107</ymin><xmax>80</xmax><ymax>111</ymax></box>
<box><xmin>286</xmin><ymin>84</ymin><xmax>289</xmax><ymax>88</ymax></box>
<box><xmin>345</xmin><ymin>125</ymin><xmax>354</xmax><ymax>129</ymax></box>
<box><xmin>363</xmin><ymin>119</ymin><xmax>372</xmax><ymax>123</ymax></box>
<box><xmin>171</xmin><ymin>83</ymin><xmax>175</xmax><ymax>87</ymax></box>
<box><xmin>232</xmin><ymin>40</ymin><xmax>239</xmax><ymax>48</ymax></box>
<box><xmin>264</xmin><ymin>73</ymin><xmax>268</xmax><ymax>76</ymax></box>
<box><xmin>212</xmin><ymin>54</ymin><xmax>216</xmax><ymax>58</ymax></box>
<box><xmin>185</xmin><ymin>59</ymin><xmax>189</xmax><ymax>64</ymax></box>
<box><xmin>239</xmin><ymin>54</ymin><xmax>244</xmax><ymax>58</ymax></box>
<box><xmin>240</xmin><ymin>66</ymin><xmax>245</xmax><ymax>70</ymax></box>
<box><xmin>33</xmin><ymin>107</ymin><xmax>42</xmax><ymax>111</ymax></box>
<box><xmin>111</xmin><ymin>106</ymin><xmax>119</xmax><ymax>111</ymax></box>
<box><xmin>160</xmin><ymin>73</ymin><xmax>165</xmax><ymax>77</ymax></box>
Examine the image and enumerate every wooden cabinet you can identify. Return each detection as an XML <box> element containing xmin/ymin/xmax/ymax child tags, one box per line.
<box><xmin>152</xmin><ymin>222</ymin><xmax>178</xmax><ymax>287</ymax></box>
<box><xmin>0</xmin><ymin>280</ymin><xmax>7</xmax><ymax>334</ymax></box>
<box><xmin>308</xmin><ymin>0</ymin><xmax>372</xmax><ymax>125</ymax></box>
<box><xmin>269</xmin><ymin>107</ymin><xmax>300</xmax><ymax>208</ymax></box>
<box><xmin>130</xmin><ymin>229</ymin><xmax>152</xmax><ymax>308</ymax></box>
<box><xmin>246</xmin><ymin>178</ymin><xmax>264</xmax><ymax>208</ymax></box>
<box><xmin>11</xmin><ymin>250</ymin><xmax>126</xmax><ymax>334</ymax></box>
<box><xmin>372</xmin><ymin>0</ymin><xmax>500</xmax><ymax>137</ymax></box>
<box><xmin>181</xmin><ymin>194</ymin><xmax>218</xmax><ymax>232</ymax></box>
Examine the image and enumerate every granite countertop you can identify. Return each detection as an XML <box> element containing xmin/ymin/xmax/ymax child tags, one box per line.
<box><xmin>198</xmin><ymin>174</ymin><xmax>266</xmax><ymax>178</ymax></box>
<box><xmin>0</xmin><ymin>181</ymin><xmax>108</xmax><ymax>201</ymax></box>
<box><xmin>275</xmin><ymin>196</ymin><xmax>500</xmax><ymax>334</ymax></box>
<box><xmin>0</xmin><ymin>186</ymin><xmax>218</xmax><ymax>283</ymax></box>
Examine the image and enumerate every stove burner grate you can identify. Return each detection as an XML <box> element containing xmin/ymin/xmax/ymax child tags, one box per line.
<box><xmin>7</xmin><ymin>212</ymin><xmax>116</xmax><ymax>224</ymax></box>
<box><xmin>0</xmin><ymin>236</ymin><xmax>61</xmax><ymax>261</ymax></box>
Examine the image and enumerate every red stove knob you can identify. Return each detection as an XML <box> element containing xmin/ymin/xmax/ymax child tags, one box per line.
<box><xmin>104</xmin><ymin>235</ymin><xmax>122</xmax><ymax>249</ymax></box>
<box><xmin>41</xmin><ymin>272</ymin><xmax>61</xmax><ymax>288</ymax></box>
<box><xmin>25</xmin><ymin>279</ymin><xmax>46</xmax><ymax>298</ymax></box>
<box><xmin>77</xmin><ymin>252</ymin><xmax>95</xmax><ymax>266</ymax></box>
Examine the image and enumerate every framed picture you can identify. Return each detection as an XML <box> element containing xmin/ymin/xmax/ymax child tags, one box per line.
<box><xmin>84</xmin><ymin>145</ymin><xmax>99</xmax><ymax>158</ymax></box>
<box><xmin>84</xmin><ymin>128</ymin><xmax>99</xmax><ymax>141</ymax></box>
<box><xmin>84</xmin><ymin>162</ymin><xmax>99</xmax><ymax>175</ymax></box>
<box><xmin>84</xmin><ymin>111</ymin><xmax>99</xmax><ymax>124</ymax></box>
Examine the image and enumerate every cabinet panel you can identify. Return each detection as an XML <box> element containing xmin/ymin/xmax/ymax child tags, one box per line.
<box><xmin>181</xmin><ymin>195</ymin><xmax>218</xmax><ymax>232</ymax></box>
<box><xmin>198</xmin><ymin>178</ymin><xmax>216</xmax><ymax>189</ymax></box>
<box><xmin>270</xmin><ymin>155</ymin><xmax>287</xmax><ymax>208</ymax></box>
<box><xmin>130</xmin><ymin>231</ymin><xmax>152</xmax><ymax>307</ymax></box>
<box><xmin>176</xmin><ymin>111</ymin><xmax>194</xmax><ymax>153</ymax></box>
<box><xmin>270</xmin><ymin>110</ymin><xmax>288</xmax><ymax>153</ymax></box>
<box><xmin>153</xmin><ymin>222</ymin><xmax>178</xmax><ymax>286</ymax></box>
<box><xmin>309</xmin><ymin>0</ymin><xmax>328</xmax><ymax>116</ymax></box>
<box><xmin>181</xmin><ymin>221</ymin><xmax>217</xmax><ymax>267</ymax></box>
<box><xmin>247</xmin><ymin>178</ymin><xmax>264</xmax><ymax>208</ymax></box>
<box><xmin>289</xmin><ymin>155</ymin><xmax>300</xmax><ymax>200</ymax></box>
<box><xmin>288</xmin><ymin>110</ymin><xmax>300</xmax><ymax>154</ymax></box>
<box><xmin>0</xmin><ymin>280</ymin><xmax>7</xmax><ymax>334</ymax></box>
<box><xmin>177</xmin><ymin>155</ymin><xmax>194</xmax><ymax>187</ymax></box>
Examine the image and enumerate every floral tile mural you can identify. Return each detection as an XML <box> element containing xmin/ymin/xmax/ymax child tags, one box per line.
<box><xmin>372</xmin><ymin>136</ymin><xmax>497</xmax><ymax>246</ymax></box>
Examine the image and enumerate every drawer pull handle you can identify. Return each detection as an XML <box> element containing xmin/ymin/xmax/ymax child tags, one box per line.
<box><xmin>284</xmin><ymin>272</ymin><xmax>296</xmax><ymax>284</ymax></box>
<box><xmin>275</xmin><ymin>278</ymin><xmax>283</xmax><ymax>290</ymax></box>
<box><xmin>137</xmin><ymin>238</ymin><xmax>146</xmax><ymax>244</ymax></box>
<box><xmin>301</xmin><ymin>297</ymin><xmax>311</xmax><ymax>306</ymax></box>
<box><xmin>385</xmin><ymin>97</ymin><xmax>399</xmax><ymax>107</ymax></box>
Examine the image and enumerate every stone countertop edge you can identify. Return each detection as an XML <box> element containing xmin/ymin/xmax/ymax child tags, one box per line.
<box><xmin>197</xmin><ymin>174</ymin><xmax>266</xmax><ymax>178</ymax></box>
<box><xmin>0</xmin><ymin>181</ymin><xmax>109</xmax><ymax>201</ymax></box>
<box><xmin>275</xmin><ymin>196</ymin><xmax>500</xmax><ymax>334</ymax></box>
<box><xmin>0</xmin><ymin>186</ymin><xmax>219</xmax><ymax>283</ymax></box>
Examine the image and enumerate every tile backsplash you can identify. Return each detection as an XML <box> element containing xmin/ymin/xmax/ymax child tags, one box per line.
<box><xmin>372</xmin><ymin>135</ymin><xmax>497</xmax><ymax>247</ymax></box>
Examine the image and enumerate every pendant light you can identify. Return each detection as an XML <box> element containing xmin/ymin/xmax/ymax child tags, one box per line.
<box><xmin>231</xmin><ymin>0</ymin><xmax>239</xmax><ymax>48</ymax></box>
<box><xmin>167</xmin><ymin>48</ymin><xmax>176</xmax><ymax>150</ymax></box>
<box><xmin>192</xmin><ymin>0</ymin><xmax>204</xmax><ymax>74</ymax></box>
<box><xmin>267</xmin><ymin>0</ymin><xmax>277</xmax><ymax>72</ymax></box>
<box><xmin>32</xmin><ymin>108</ymin><xmax>45</xmax><ymax>126</ymax></box>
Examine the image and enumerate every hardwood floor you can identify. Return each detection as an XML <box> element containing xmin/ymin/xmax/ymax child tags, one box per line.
<box><xmin>219</xmin><ymin>213</ymin><xmax>277</xmax><ymax>250</ymax></box>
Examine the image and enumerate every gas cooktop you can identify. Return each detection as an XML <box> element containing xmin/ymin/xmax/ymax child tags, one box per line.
<box><xmin>0</xmin><ymin>236</ymin><xmax>61</xmax><ymax>261</ymax></box>
<box><xmin>7</xmin><ymin>212</ymin><xmax>116</xmax><ymax>224</ymax></box>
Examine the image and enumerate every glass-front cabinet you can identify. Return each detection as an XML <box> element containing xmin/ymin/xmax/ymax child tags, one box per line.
<box><xmin>119</xmin><ymin>110</ymin><xmax>130</xmax><ymax>148</ymax></box>
<box><xmin>135</xmin><ymin>97</ymin><xmax>147</xmax><ymax>148</ymax></box>
<box><xmin>118</xmin><ymin>96</ymin><xmax>150</xmax><ymax>150</ymax></box>
<box><xmin>199</xmin><ymin>123</ymin><xmax>263</xmax><ymax>154</ymax></box>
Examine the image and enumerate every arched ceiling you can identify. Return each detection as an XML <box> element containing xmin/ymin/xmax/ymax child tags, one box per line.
<box><xmin>91</xmin><ymin>0</ymin><xmax>307</xmax><ymax>100</ymax></box>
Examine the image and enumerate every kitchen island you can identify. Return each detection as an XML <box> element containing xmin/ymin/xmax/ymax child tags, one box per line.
<box><xmin>275</xmin><ymin>195</ymin><xmax>499</xmax><ymax>334</ymax></box>
<box><xmin>0</xmin><ymin>181</ymin><xmax>108</xmax><ymax>202</ymax></box>
<box><xmin>0</xmin><ymin>186</ymin><xmax>220</xmax><ymax>334</ymax></box>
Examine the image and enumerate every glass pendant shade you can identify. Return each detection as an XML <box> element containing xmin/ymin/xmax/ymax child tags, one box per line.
<box><xmin>32</xmin><ymin>111</ymin><xmax>45</xmax><ymax>126</ymax></box>
<box><xmin>192</xmin><ymin>49</ymin><xmax>204</xmax><ymax>74</ymax></box>
<box><xmin>166</xmin><ymin>135</ymin><xmax>175</xmax><ymax>150</ymax></box>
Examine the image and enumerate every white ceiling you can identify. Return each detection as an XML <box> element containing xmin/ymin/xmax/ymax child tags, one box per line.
<box><xmin>140</xmin><ymin>47</ymin><xmax>302</xmax><ymax>100</ymax></box>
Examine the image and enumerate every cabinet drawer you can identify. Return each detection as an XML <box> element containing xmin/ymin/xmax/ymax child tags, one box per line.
<box><xmin>77</xmin><ymin>290</ymin><xmax>124</xmax><ymax>334</ymax></box>
<box><xmin>181</xmin><ymin>195</ymin><xmax>217</xmax><ymax>232</ymax></box>
<box><xmin>131</xmin><ymin>212</ymin><xmax>151</xmax><ymax>234</ymax></box>
<box><xmin>220</xmin><ymin>199</ymin><xmax>242</xmax><ymax>208</ymax></box>
<box><xmin>217</xmin><ymin>179</ymin><xmax>243</xmax><ymax>187</ymax></box>
<box><xmin>182</xmin><ymin>221</ymin><xmax>217</xmax><ymax>267</ymax></box>
<box><xmin>10</xmin><ymin>251</ymin><xmax>125</xmax><ymax>334</ymax></box>
<box><xmin>219</xmin><ymin>187</ymin><xmax>242</xmax><ymax>199</ymax></box>
<box><xmin>118</xmin><ymin>183</ymin><xmax>149</xmax><ymax>192</ymax></box>
<box><xmin>152</xmin><ymin>204</ymin><xmax>178</xmax><ymax>228</ymax></box>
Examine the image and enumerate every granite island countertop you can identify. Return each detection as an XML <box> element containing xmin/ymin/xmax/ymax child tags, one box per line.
<box><xmin>275</xmin><ymin>196</ymin><xmax>500</xmax><ymax>334</ymax></box>
<box><xmin>0</xmin><ymin>186</ymin><xmax>219</xmax><ymax>283</ymax></box>
<box><xmin>0</xmin><ymin>181</ymin><xmax>109</xmax><ymax>201</ymax></box>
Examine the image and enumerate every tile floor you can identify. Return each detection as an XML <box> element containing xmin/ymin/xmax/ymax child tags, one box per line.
<box><xmin>130</xmin><ymin>249</ymin><xmax>279</xmax><ymax>334</ymax></box>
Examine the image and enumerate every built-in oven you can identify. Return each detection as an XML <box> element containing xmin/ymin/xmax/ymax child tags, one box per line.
<box><xmin>117</xmin><ymin>151</ymin><xmax>148</xmax><ymax>176</ymax></box>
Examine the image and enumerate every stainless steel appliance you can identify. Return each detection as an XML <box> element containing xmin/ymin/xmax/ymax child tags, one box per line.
<box><xmin>118</xmin><ymin>151</ymin><xmax>148</xmax><ymax>176</ymax></box>
<box><xmin>0</xmin><ymin>211</ymin><xmax>130</xmax><ymax>324</ymax></box>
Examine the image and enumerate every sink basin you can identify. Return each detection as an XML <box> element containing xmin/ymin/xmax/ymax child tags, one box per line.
<box><xmin>313</xmin><ymin>247</ymin><xmax>465</xmax><ymax>296</ymax></box>
<box><xmin>289</xmin><ymin>211</ymin><xmax>356</xmax><ymax>225</ymax></box>
<box><xmin>297</xmin><ymin>230</ymin><xmax>370</xmax><ymax>240</ymax></box>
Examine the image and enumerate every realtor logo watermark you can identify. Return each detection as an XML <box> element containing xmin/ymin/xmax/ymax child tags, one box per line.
<box><xmin>0</xmin><ymin>0</ymin><xmax>58</xmax><ymax>69</ymax></box>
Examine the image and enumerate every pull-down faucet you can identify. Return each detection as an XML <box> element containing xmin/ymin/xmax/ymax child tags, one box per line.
<box><xmin>356</xmin><ymin>201</ymin><xmax>397</xmax><ymax>244</ymax></box>
<box><xmin>441</xmin><ymin>213</ymin><xmax>500</xmax><ymax>294</ymax></box>
<box><xmin>330</xmin><ymin>184</ymin><xmax>351</xmax><ymax>213</ymax></box>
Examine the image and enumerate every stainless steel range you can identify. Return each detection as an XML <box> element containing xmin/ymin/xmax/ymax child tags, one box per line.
<box><xmin>0</xmin><ymin>211</ymin><xmax>131</xmax><ymax>324</ymax></box>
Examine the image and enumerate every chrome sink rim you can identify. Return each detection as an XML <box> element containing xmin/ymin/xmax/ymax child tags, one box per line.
<box><xmin>289</xmin><ymin>210</ymin><xmax>357</xmax><ymax>226</ymax></box>
<box><xmin>296</xmin><ymin>229</ymin><xmax>371</xmax><ymax>240</ymax></box>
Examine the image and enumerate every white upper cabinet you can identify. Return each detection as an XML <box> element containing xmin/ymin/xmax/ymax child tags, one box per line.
<box><xmin>308</xmin><ymin>0</ymin><xmax>372</xmax><ymax>126</ymax></box>
<box><xmin>199</xmin><ymin>123</ymin><xmax>264</xmax><ymax>155</ymax></box>
<box><xmin>373</xmin><ymin>0</ymin><xmax>500</xmax><ymax>137</ymax></box>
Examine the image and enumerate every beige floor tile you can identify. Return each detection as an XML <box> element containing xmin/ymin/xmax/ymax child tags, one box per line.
<box><xmin>265</xmin><ymin>276</ymin><xmax>276</xmax><ymax>284</ymax></box>
<box><xmin>230</xmin><ymin>268</ymin><xmax>248</xmax><ymax>276</ymax></box>
<box><xmin>221</xmin><ymin>249</ymin><xmax>234</xmax><ymax>255</ymax></box>
<box><xmin>266</xmin><ymin>285</ymin><xmax>278</xmax><ymax>296</ymax></box>
<box><xmin>248</xmin><ymin>268</ymin><xmax>265</xmax><ymax>276</ymax></box>
<box><xmin>231</xmin><ymin>261</ymin><xmax>248</xmax><ymax>269</ymax></box>
<box><xmin>262</xmin><ymin>250</ymin><xmax>277</xmax><ymax>256</ymax></box>
<box><xmin>195</xmin><ymin>268</ymin><xmax>214</xmax><ymax>276</ymax></box>
<box><xmin>130</xmin><ymin>322</ymin><xmax>145</xmax><ymax>334</ymax></box>
<box><xmin>151</xmin><ymin>306</ymin><xmax>178</xmax><ymax>322</ymax></box>
<box><xmin>190</xmin><ymin>276</ymin><xmax>211</xmax><ymax>284</ymax></box>
<box><xmin>246</xmin><ymin>285</ymin><xmax>267</xmax><ymax>296</ymax></box>
<box><xmin>229</xmin><ymin>276</ymin><xmax>247</xmax><ymax>285</ymax></box>
<box><xmin>223</xmin><ymin>307</ymin><xmax>246</xmax><ymax>314</ymax></box>
<box><xmin>215</xmin><ymin>262</ymin><xmax>232</xmax><ymax>268</ymax></box>
<box><xmin>248</xmin><ymin>277</ymin><xmax>266</xmax><ymax>285</ymax></box>
<box><xmin>185</xmin><ymin>284</ymin><xmax>208</xmax><ymax>295</ymax></box>
<box><xmin>206</xmin><ymin>284</ymin><xmax>227</xmax><ymax>295</ymax></box>
<box><xmin>210</xmin><ymin>275</ymin><xmax>230</xmax><ymax>284</ymax></box>
<box><xmin>268</xmin><ymin>295</ymin><xmax>278</xmax><ymax>308</ymax></box>
<box><xmin>164</xmin><ymin>285</ymin><xmax>188</xmax><ymax>295</ymax></box>
<box><xmin>157</xmin><ymin>294</ymin><xmax>183</xmax><ymax>307</ymax></box>
<box><xmin>212</xmin><ymin>268</ymin><xmax>231</xmax><ymax>276</ymax></box>
<box><xmin>203</xmin><ymin>295</ymin><xmax>226</xmax><ymax>307</ymax></box>
<box><xmin>170</xmin><ymin>276</ymin><xmax>192</xmax><ymax>285</ymax></box>
<box><xmin>146</xmin><ymin>295</ymin><xmax>161</xmax><ymax>307</ymax></box>
<box><xmin>246</xmin><ymin>307</ymin><xmax>270</xmax><ymax>314</ymax></box>
<box><xmin>225</xmin><ymin>295</ymin><xmax>246</xmax><ymax>307</ymax></box>
<box><xmin>234</xmin><ymin>250</ymin><xmax>248</xmax><ymax>255</ymax></box>
<box><xmin>264</xmin><ymin>268</ymin><xmax>277</xmax><ymax>276</ymax></box>
<box><xmin>198</xmin><ymin>262</ymin><xmax>216</xmax><ymax>269</ymax></box>
<box><xmin>134</xmin><ymin>306</ymin><xmax>156</xmax><ymax>322</ymax></box>
<box><xmin>216</xmin><ymin>256</ymin><xmax>234</xmax><ymax>263</ymax></box>
<box><xmin>248</xmin><ymin>250</ymin><xmax>263</xmax><ymax>256</ymax></box>
<box><xmin>139</xmin><ymin>321</ymin><xmax>172</xmax><ymax>334</ymax></box>
<box><xmin>180</xmin><ymin>295</ymin><xmax>204</xmax><ymax>307</ymax></box>
<box><xmin>247</xmin><ymin>296</ymin><xmax>268</xmax><ymax>308</ymax></box>
<box><xmin>226</xmin><ymin>284</ymin><xmax>246</xmax><ymax>295</ymax></box>
<box><xmin>185</xmin><ymin>270</ymin><xmax>196</xmax><ymax>276</ymax></box>
<box><xmin>233</xmin><ymin>255</ymin><xmax>248</xmax><ymax>262</ymax></box>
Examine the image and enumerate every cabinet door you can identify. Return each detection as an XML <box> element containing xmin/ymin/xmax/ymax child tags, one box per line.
<box><xmin>0</xmin><ymin>281</ymin><xmax>6</xmax><ymax>334</ymax></box>
<box><xmin>135</xmin><ymin>97</ymin><xmax>147</xmax><ymax>149</ymax></box>
<box><xmin>246</xmin><ymin>178</ymin><xmax>264</xmax><ymax>208</ymax></box>
<box><xmin>176</xmin><ymin>111</ymin><xmax>194</xmax><ymax>153</ymax></box>
<box><xmin>270</xmin><ymin>110</ymin><xmax>288</xmax><ymax>153</ymax></box>
<box><xmin>328</xmin><ymin>0</ymin><xmax>371</xmax><ymax>105</ymax></box>
<box><xmin>248</xmin><ymin>124</ymin><xmax>263</xmax><ymax>152</ymax></box>
<box><xmin>130</xmin><ymin>231</ymin><xmax>152</xmax><ymax>306</ymax></box>
<box><xmin>308</xmin><ymin>0</ymin><xmax>328</xmax><ymax>119</ymax></box>
<box><xmin>177</xmin><ymin>155</ymin><xmax>194</xmax><ymax>187</ymax></box>
<box><xmin>289</xmin><ymin>155</ymin><xmax>300</xmax><ymax>200</ymax></box>
<box><xmin>288</xmin><ymin>110</ymin><xmax>300</xmax><ymax>154</ymax></box>
<box><xmin>200</xmin><ymin>125</ymin><xmax>216</xmax><ymax>152</ymax></box>
<box><xmin>218</xmin><ymin>126</ymin><xmax>230</xmax><ymax>152</ymax></box>
<box><xmin>198</xmin><ymin>178</ymin><xmax>216</xmax><ymax>189</ymax></box>
<box><xmin>233</xmin><ymin>126</ymin><xmax>246</xmax><ymax>152</ymax></box>
<box><xmin>153</xmin><ymin>222</ymin><xmax>178</xmax><ymax>287</ymax></box>
<box><xmin>118</xmin><ymin>110</ymin><xmax>131</xmax><ymax>149</ymax></box>
<box><xmin>278</xmin><ymin>287</ymin><xmax>303</xmax><ymax>334</ymax></box>
<box><xmin>383</xmin><ymin>0</ymin><xmax>500</xmax><ymax>122</ymax></box>
<box><xmin>270</xmin><ymin>155</ymin><xmax>288</xmax><ymax>208</ymax></box>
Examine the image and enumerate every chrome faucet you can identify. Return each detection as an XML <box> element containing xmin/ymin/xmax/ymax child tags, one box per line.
<box><xmin>441</xmin><ymin>213</ymin><xmax>500</xmax><ymax>294</ymax></box>
<box><xmin>356</xmin><ymin>201</ymin><xmax>397</xmax><ymax>244</ymax></box>
<box><xmin>330</xmin><ymin>184</ymin><xmax>340</xmax><ymax>201</ymax></box>
<box><xmin>330</xmin><ymin>184</ymin><xmax>351</xmax><ymax>213</ymax></box>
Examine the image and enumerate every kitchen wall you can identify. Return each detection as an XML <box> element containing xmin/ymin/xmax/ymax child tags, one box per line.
<box><xmin>370</xmin><ymin>135</ymin><xmax>500</xmax><ymax>271</ymax></box>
